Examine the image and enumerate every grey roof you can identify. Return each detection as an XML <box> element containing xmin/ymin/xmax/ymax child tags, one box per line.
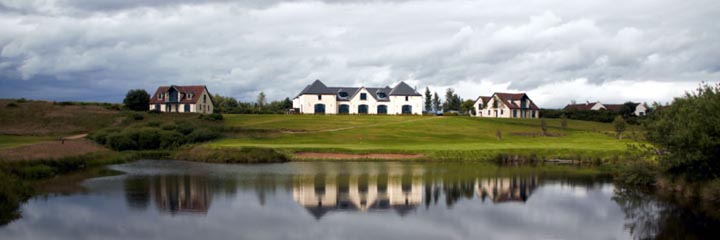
<box><xmin>296</xmin><ymin>80</ymin><xmax>420</xmax><ymax>99</ymax></box>
<box><xmin>389</xmin><ymin>81</ymin><xmax>422</xmax><ymax>96</ymax></box>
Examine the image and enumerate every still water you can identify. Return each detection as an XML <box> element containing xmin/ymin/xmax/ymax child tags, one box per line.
<box><xmin>1</xmin><ymin>160</ymin><xmax>718</xmax><ymax>240</ymax></box>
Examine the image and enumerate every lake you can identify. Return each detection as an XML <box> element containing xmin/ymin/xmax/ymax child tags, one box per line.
<box><xmin>1</xmin><ymin>160</ymin><xmax>718</xmax><ymax>239</ymax></box>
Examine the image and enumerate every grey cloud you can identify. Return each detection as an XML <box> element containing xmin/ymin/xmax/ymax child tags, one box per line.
<box><xmin>0</xmin><ymin>0</ymin><xmax>718</xmax><ymax>106</ymax></box>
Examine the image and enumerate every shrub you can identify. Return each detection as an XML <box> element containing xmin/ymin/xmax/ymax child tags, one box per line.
<box><xmin>6</xmin><ymin>102</ymin><xmax>18</xmax><ymax>108</ymax></box>
<box><xmin>646</xmin><ymin>83</ymin><xmax>720</xmax><ymax>179</ymax></box>
<box><xmin>187</xmin><ymin>128</ymin><xmax>220</xmax><ymax>143</ymax></box>
<box><xmin>148</xmin><ymin>109</ymin><xmax>161</xmax><ymax>114</ymax></box>
<box><xmin>702</xmin><ymin>179</ymin><xmax>720</xmax><ymax>204</ymax></box>
<box><xmin>132</xmin><ymin>113</ymin><xmax>144</xmax><ymax>121</ymax></box>
<box><xmin>16</xmin><ymin>98</ymin><xmax>27</xmax><ymax>103</ymax></box>
<box><xmin>175</xmin><ymin>123</ymin><xmax>196</xmax><ymax>135</ymax></box>
<box><xmin>0</xmin><ymin>171</ymin><xmax>32</xmax><ymax>225</ymax></box>
<box><xmin>17</xmin><ymin>165</ymin><xmax>54</xmax><ymax>179</ymax></box>
<box><xmin>160</xmin><ymin>123</ymin><xmax>177</xmax><ymax>131</ymax></box>
<box><xmin>159</xmin><ymin>131</ymin><xmax>184</xmax><ymax>149</ymax></box>
<box><xmin>199</xmin><ymin>113</ymin><xmax>224</xmax><ymax>121</ymax></box>
<box><xmin>614</xmin><ymin>161</ymin><xmax>659</xmax><ymax>187</ymax></box>
<box><xmin>146</xmin><ymin>121</ymin><xmax>161</xmax><ymax>127</ymax></box>
<box><xmin>136</xmin><ymin>128</ymin><xmax>161</xmax><ymax>150</ymax></box>
<box><xmin>107</xmin><ymin>132</ymin><xmax>138</xmax><ymax>151</ymax></box>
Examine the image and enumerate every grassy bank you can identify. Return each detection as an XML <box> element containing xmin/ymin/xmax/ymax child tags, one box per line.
<box><xmin>212</xmin><ymin>114</ymin><xmax>645</xmax><ymax>162</ymax></box>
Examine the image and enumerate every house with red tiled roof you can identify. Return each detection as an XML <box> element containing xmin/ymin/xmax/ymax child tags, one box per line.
<box><xmin>148</xmin><ymin>85</ymin><xmax>214</xmax><ymax>114</ymax></box>
<box><xmin>563</xmin><ymin>101</ymin><xmax>606</xmax><ymax>111</ymax></box>
<box><xmin>474</xmin><ymin>92</ymin><xmax>540</xmax><ymax>118</ymax></box>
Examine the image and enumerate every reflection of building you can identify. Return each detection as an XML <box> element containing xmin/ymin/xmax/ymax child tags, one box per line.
<box><xmin>152</xmin><ymin>175</ymin><xmax>212</xmax><ymax>214</ymax></box>
<box><xmin>293</xmin><ymin>174</ymin><xmax>423</xmax><ymax>219</ymax></box>
<box><xmin>475</xmin><ymin>176</ymin><xmax>538</xmax><ymax>203</ymax></box>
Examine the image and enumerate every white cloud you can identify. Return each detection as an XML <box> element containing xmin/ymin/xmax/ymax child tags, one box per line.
<box><xmin>0</xmin><ymin>0</ymin><xmax>718</xmax><ymax>104</ymax></box>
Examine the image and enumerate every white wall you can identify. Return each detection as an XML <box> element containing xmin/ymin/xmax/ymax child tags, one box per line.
<box><xmin>297</xmin><ymin>94</ymin><xmax>338</xmax><ymax>114</ymax></box>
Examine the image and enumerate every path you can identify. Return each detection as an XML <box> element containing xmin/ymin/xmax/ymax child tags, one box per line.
<box><xmin>283</xmin><ymin>116</ymin><xmax>441</xmax><ymax>134</ymax></box>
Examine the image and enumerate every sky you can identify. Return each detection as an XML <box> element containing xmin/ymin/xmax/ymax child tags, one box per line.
<box><xmin>0</xmin><ymin>0</ymin><xmax>718</xmax><ymax>108</ymax></box>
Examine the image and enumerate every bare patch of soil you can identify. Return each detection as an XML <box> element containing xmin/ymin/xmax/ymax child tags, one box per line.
<box><xmin>0</xmin><ymin>139</ymin><xmax>109</xmax><ymax>161</ymax></box>
<box><xmin>294</xmin><ymin>152</ymin><xmax>424</xmax><ymax>160</ymax></box>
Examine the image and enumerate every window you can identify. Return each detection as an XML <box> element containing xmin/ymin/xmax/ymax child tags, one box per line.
<box><xmin>478</xmin><ymin>104</ymin><xmax>483</xmax><ymax>109</ymax></box>
<box><xmin>532</xmin><ymin>110</ymin><xmax>536</xmax><ymax>118</ymax></box>
<box><xmin>203</xmin><ymin>95</ymin><xmax>206</xmax><ymax>103</ymax></box>
<box><xmin>358</xmin><ymin>104</ymin><xmax>368</xmax><ymax>114</ymax></box>
<box><xmin>492</xmin><ymin>99</ymin><xmax>498</xmax><ymax>108</ymax></box>
<box><xmin>184</xmin><ymin>104</ymin><xmax>190</xmax><ymax>112</ymax></box>
<box><xmin>377</xmin><ymin>93</ymin><xmax>386</xmax><ymax>99</ymax></box>
<box><xmin>360</xmin><ymin>93</ymin><xmax>367</xmax><ymax>100</ymax></box>
<box><xmin>187</xmin><ymin>93</ymin><xmax>193</xmax><ymax>100</ymax></box>
<box><xmin>488</xmin><ymin>110</ymin><xmax>490</xmax><ymax>115</ymax></box>
<box><xmin>401</xmin><ymin>105</ymin><xmax>412</xmax><ymax>114</ymax></box>
<box><xmin>405</xmin><ymin>96</ymin><xmax>409</xmax><ymax>101</ymax></box>
<box><xmin>158</xmin><ymin>93</ymin><xmax>163</xmax><ymax>99</ymax></box>
<box><xmin>501</xmin><ymin>110</ymin><xmax>504</xmax><ymax>115</ymax></box>
<box><xmin>513</xmin><ymin>109</ymin><xmax>517</xmax><ymax>118</ymax></box>
<box><xmin>339</xmin><ymin>104</ymin><xmax>350</xmax><ymax>114</ymax></box>
<box><xmin>339</xmin><ymin>92</ymin><xmax>348</xmax><ymax>98</ymax></box>
<box><xmin>318</xmin><ymin>94</ymin><xmax>322</xmax><ymax>100</ymax></box>
<box><xmin>377</xmin><ymin>105</ymin><xmax>387</xmax><ymax>114</ymax></box>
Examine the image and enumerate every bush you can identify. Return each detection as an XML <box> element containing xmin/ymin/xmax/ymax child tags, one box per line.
<box><xmin>148</xmin><ymin>109</ymin><xmax>161</xmax><ymax>114</ymax></box>
<box><xmin>160</xmin><ymin>123</ymin><xmax>177</xmax><ymax>131</ymax></box>
<box><xmin>132</xmin><ymin>113</ymin><xmax>144</xmax><ymax>121</ymax></box>
<box><xmin>17</xmin><ymin>165</ymin><xmax>54</xmax><ymax>179</ymax></box>
<box><xmin>159</xmin><ymin>131</ymin><xmax>185</xmax><ymax>149</ymax></box>
<box><xmin>16</xmin><ymin>98</ymin><xmax>27</xmax><ymax>103</ymax></box>
<box><xmin>136</xmin><ymin>128</ymin><xmax>161</xmax><ymax>150</ymax></box>
<box><xmin>199</xmin><ymin>113</ymin><xmax>223</xmax><ymax>121</ymax></box>
<box><xmin>107</xmin><ymin>132</ymin><xmax>138</xmax><ymax>151</ymax></box>
<box><xmin>614</xmin><ymin>161</ymin><xmax>659</xmax><ymax>187</ymax></box>
<box><xmin>0</xmin><ymin>171</ymin><xmax>32</xmax><ymax>225</ymax></box>
<box><xmin>187</xmin><ymin>128</ymin><xmax>220</xmax><ymax>143</ymax></box>
<box><xmin>6</xmin><ymin>102</ymin><xmax>18</xmax><ymax>108</ymax></box>
<box><xmin>146</xmin><ymin>121</ymin><xmax>161</xmax><ymax>127</ymax></box>
<box><xmin>646</xmin><ymin>83</ymin><xmax>720</xmax><ymax>179</ymax></box>
<box><xmin>175</xmin><ymin>123</ymin><xmax>196</xmax><ymax>135</ymax></box>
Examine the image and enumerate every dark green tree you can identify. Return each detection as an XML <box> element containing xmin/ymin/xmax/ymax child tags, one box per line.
<box><xmin>613</xmin><ymin>115</ymin><xmax>626</xmax><ymax>140</ymax></box>
<box><xmin>461</xmin><ymin>99</ymin><xmax>475</xmax><ymax>116</ymax></box>
<box><xmin>619</xmin><ymin>101</ymin><xmax>638</xmax><ymax>118</ymax></box>
<box><xmin>425</xmin><ymin>87</ymin><xmax>432</xmax><ymax>112</ymax></box>
<box><xmin>123</xmin><ymin>89</ymin><xmax>150</xmax><ymax>111</ymax></box>
<box><xmin>432</xmin><ymin>92</ymin><xmax>441</xmax><ymax>113</ymax></box>
<box><xmin>646</xmin><ymin>83</ymin><xmax>720</xmax><ymax>179</ymax></box>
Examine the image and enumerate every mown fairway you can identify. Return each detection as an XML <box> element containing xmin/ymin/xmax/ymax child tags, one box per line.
<box><xmin>214</xmin><ymin>114</ymin><xmax>644</xmax><ymax>160</ymax></box>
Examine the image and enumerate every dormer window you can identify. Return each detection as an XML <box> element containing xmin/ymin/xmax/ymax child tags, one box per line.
<box><xmin>377</xmin><ymin>93</ymin><xmax>386</xmax><ymax>99</ymax></box>
<box><xmin>158</xmin><ymin>93</ymin><xmax>163</xmax><ymax>99</ymax></box>
<box><xmin>338</xmin><ymin>92</ymin><xmax>348</xmax><ymax>98</ymax></box>
<box><xmin>187</xmin><ymin>93</ymin><xmax>193</xmax><ymax>100</ymax></box>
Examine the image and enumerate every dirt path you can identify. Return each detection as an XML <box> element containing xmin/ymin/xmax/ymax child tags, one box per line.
<box><xmin>284</xmin><ymin>116</ymin><xmax>440</xmax><ymax>134</ymax></box>
<box><xmin>62</xmin><ymin>133</ymin><xmax>88</xmax><ymax>140</ymax></box>
<box><xmin>294</xmin><ymin>152</ymin><xmax>424</xmax><ymax>160</ymax></box>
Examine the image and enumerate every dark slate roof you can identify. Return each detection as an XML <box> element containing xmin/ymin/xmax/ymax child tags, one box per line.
<box><xmin>389</xmin><ymin>81</ymin><xmax>422</xmax><ymax>96</ymax></box>
<box><xmin>296</xmin><ymin>80</ymin><xmax>420</xmax><ymax>99</ymax></box>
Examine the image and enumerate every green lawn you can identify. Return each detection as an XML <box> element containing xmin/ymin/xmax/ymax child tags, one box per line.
<box><xmin>214</xmin><ymin>114</ymin><xmax>645</xmax><ymax>160</ymax></box>
<box><xmin>0</xmin><ymin>135</ymin><xmax>51</xmax><ymax>149</ymax></box>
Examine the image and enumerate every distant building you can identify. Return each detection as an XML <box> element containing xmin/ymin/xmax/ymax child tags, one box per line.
<box><xmin>149</xmin><ymin>85</ymin><xmax>214</xmax><ymax>114</ymax></box>
<box><xmin>292</xmin><ymin>80</ymin><xmax>423</xmax><ymax>115</ymax></box>
<box><xmin>474</xmin><ymin>93</ymin><xmax>540</xmax><ymax>118</ymax></box>
<box><xmin>563</xmin><ymin>101</ymin><xmax>647</xmax><ymax>116</ymax></box>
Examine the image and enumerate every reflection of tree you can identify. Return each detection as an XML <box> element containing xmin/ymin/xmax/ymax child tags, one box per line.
<box><xmin>124</xmin><ymin>177</ymin><xmax>150</xmax><ymax>210</ymax></box>
<box><xmin>613</xmin><ymin>187</ymin><xmax>720</xmax><ymax>239</ymax></box>
<box><xmin>475</xmin><ymin>176</ymin><xmax>538</xmax><ymax>204</ymax></box>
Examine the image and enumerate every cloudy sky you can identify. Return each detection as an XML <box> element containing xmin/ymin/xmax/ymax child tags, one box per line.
<box><xmin>0</xmin><ymin>0</ymin><xmax>718</xmax><ymax>107</ymax></box>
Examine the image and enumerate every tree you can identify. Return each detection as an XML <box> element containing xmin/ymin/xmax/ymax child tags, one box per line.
<box><xmin>619</xmin><ymin>101</ymin><xmax>637</xmax><ymax>118</ymax></box>
<box><xmin>123</xmin><ymin>89</ymin><xmax>150</xmax><ymax>111</ymax></box>
<box><xmin>257</xmin><ymin>92</ymin><xmax>266</xmax><ymax>110</ymax></box>
<box><xmin>461</xmin><ymin>100</ymin><xmax>475</xmax><ymax>116</ymax></box>
<box><xmin>282</xmin><ymin>97</ymin><xmax>293</xmax><ymax>110</ymax></box>
<box><xmin>646</xmin><ymin>83</ymin><xmax>720</xmax><ymax>179</ymax></box>
<box><xmin>540</xmin><ymin>119</ymin><xmax>548</xmax><ymax>136</ymax></box>
<box><xmin>496</xmin><ymin>129</ymin><xmax>502</xmax><ymax>141</ymax></box>
<box><xmin>613</xmin><ymin>115</ymin><xmax>626</xmax><ymax>140</ymax></box>
<box><xmin>432</xmin><ymin>92</ymin><xmax>440</xmax><ymax>113</ymax></box>
<box><xmin>424</xmin><ymin>87</ymin><xmax>432</xmax><ymax>112</ymax></box>
<box><xmin>560</xmin><ymin>114</ymin><xmax>568</xmax><ymax>132</ymax></box>
<box><xmin>443</xmin><ymin>88</ymin><xmax>462</xmax><ymax>111</ymax></box>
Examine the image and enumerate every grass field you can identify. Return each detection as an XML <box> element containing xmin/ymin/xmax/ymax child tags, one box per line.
<box><xmin>0</xmin><ymin>136</ymin><xmax>51</xmax><ymax>149</ymax></box>
<box><xmin>213</xmin><ymin>114</ymin><xmax>645</xmax><ymax>161</ymax></box>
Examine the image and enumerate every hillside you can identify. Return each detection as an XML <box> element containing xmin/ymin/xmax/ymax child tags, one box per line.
<box><xmin>212</xmin><ymin>114</ymin><xmax>644</xmax><ymax>161</ymax></box>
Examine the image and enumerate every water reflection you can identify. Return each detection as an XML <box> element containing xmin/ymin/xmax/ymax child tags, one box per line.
<box><xmin>125</xmin><ymin>175</ymin><xmax>212</xmax><ymax>214</ymax></box>
<box><xmin>2</xmin><ymin>161</ymin><xmax>719</xmax><ymax>240</ymax></box>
